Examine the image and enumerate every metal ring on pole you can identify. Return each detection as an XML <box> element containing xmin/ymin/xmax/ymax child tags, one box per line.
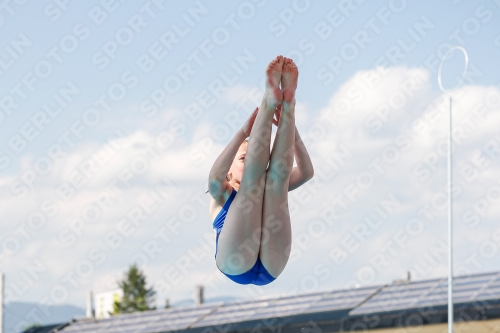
<box><xmin>437</xmin><ymin>46</ymin><xmax>469</xmax><ymax>94</ymax></box>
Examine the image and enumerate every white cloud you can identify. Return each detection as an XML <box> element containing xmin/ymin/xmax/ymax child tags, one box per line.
<box><xmin>2</xmin><ymin>66</ymin><xmax>500</xmax><ymax>309</ymax></box>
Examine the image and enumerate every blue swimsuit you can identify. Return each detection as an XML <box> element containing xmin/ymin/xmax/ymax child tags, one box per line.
<box><xmin>213</xmin><ymin>188</ymin><xmax>276</xmax><ymax>286</ymax></box>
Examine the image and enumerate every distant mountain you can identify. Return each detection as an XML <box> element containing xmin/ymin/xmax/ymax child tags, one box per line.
<box><xmin>4</xmin><ymin>302</ymin><xmax>85</xmax><ymax>333</ymax></box>
<box><xmin>4</xmin><ymin>296</ymin><xmax>240</xmax><ymax>333</ymax></box>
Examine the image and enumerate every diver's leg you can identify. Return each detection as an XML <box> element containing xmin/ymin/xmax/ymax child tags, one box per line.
<box><xmin>258</xmin><ymin>57</ymin><xmax>298</xmax><ymax>278</ymax></box>
<box><xmin>216</xmin><ymin>56</ymin><xmax>284</xmax><ymax>275</ymax></box>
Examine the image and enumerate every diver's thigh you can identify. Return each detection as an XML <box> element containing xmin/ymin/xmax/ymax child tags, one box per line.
<box><xmin>215</xmin><ymin>181</ymin><xmax>264</xmax><ymax>275</ymax></box>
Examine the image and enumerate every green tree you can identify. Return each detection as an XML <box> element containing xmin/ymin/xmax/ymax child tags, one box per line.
<box><xmin>23</xmin><ymin>323</ymin><xmax>42</xmax><ymax>331</ymax></box>
<box><xmin>113</xmin><ymin>263</ymin><xmax>156</xmax><ymax>314</ymax></box>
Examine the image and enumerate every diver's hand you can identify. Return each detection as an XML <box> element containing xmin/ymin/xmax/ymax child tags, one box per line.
<box><xmin>242</xmin><ymin>107</ymin><xmax>258</xmax><ymax>137</ymax></box>
<box><xmin>272</xmin><ymin>104</ymin><xmax>281</xmax><ymax>127</ymax></box>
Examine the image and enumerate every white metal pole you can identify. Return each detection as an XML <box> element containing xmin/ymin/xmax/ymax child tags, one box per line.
<box><xmin>448</xmin><ymin>96</ymin><xmax>453</xmax><ymax>333</ymax></box>
<box><xmin>438</xmin><ymin>46</ymin><xmax>468</xmax><ymax>333</ymax></box>
<box><xmin>87</xmin><ymin>291</ymin><xmax>94</xmax><ymax>318</ymax></box>
<box><xmin>0</xmin><ymin>273</ymin><xmax>4</xmax><ymax>333</ymax></box>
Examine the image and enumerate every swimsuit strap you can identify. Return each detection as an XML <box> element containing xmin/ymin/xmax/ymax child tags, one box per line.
<box><xmin>222</xmin><ymin>187</ymin><xmax>237</xmax><ymax>210</ymax></box>
<box><xmin>212</xmin><ymin>188</ymin><xmax>237</xmax><ymax>230</ymax></box>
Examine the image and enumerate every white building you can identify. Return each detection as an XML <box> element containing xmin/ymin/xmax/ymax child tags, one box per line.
<box><xmin>94</xmin><ymin>289</ymin><xmax>123</xmax><ymax>319</ymax></box>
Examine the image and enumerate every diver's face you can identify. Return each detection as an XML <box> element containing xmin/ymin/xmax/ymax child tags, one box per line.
<box><xmin>228</xmin><ymin>142</ymin><xmax>247</xmax><ymax>183</ymax></box>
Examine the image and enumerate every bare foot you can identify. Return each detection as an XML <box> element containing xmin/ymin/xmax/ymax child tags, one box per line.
<box><xmin>281</xmin><ymin>57</ymin><xmax>298</xmax><ymax>104</ymax></box>
<box><xmin>265</xmin><ymin>55</ymin><xmax>284</xmax><ymax>106</ymax></box>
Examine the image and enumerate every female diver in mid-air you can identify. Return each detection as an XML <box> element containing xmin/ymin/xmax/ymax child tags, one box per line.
<box><xmin>207</xmin><ymin>55</ymin><xmax>314</xmax><ymax>285</ymax></box>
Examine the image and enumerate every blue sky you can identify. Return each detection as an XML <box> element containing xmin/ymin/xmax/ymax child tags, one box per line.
<box><xmin>1</xmin><ymin>0</ymin><xmax>500</xmax><ymax>329</ymax></box>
